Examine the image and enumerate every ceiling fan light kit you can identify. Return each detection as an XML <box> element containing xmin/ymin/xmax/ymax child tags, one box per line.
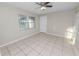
<box><xmin>35</xmin><ymin>2</ymin><xmax>53</xmax><ymax>11</ymax></box>
<box><xmin>41</xmin><ymin>6</ymin><xmax>46</xmax><ymax>10</ymax></box>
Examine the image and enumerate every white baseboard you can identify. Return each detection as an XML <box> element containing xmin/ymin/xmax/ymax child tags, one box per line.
<box><xmin>45</xmin><ymin>32</ymin><xmax>65</xmax><ymax>38</ymax></box>
<box><xmin>0</xmin><ymin>32</ymin><xmax>39</xmax><ymax>47</ymax></box>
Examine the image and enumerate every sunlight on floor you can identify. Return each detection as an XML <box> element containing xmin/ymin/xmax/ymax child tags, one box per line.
<box><xmin>65</xmin><ymin>27</ymin><xmax>76</xmax><ymax>45</ymax></box>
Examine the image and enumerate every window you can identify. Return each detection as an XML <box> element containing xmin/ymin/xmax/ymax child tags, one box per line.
<box><xmin>28</xmin><ymin>16</ymin><xmax>35</xmax><ymax>29</ymax></box>
<box><xmin>19</xmin><ymin>15</ymin><xmax>35</xmax><ymax>31</ymax></box>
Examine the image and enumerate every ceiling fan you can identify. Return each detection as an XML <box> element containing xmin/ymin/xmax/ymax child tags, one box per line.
<box><xmin>35</xmin><ymin>2</ymin><xmax>53</xmax><ymax>10</ymax></box>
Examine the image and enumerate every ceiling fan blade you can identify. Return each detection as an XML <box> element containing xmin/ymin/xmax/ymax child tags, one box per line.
<box><xmin>35</xmin><ymin>2</ymin><xmax>42</xmax><ymax>6</ymax></box>
<box><xmin>44</xmin><ymin>2</ymin><xmax>50</xmax><ymax>5</ymax></box>
<box><xmin>46</xmin><ymin>5</ymin><xmax>52</xmax><ymax>7</ymax></box>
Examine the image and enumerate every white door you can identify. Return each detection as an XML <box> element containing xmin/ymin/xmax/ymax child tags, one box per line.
<box><xmin>40</xmin><ymin>15</ymin><xmax>47</xmax><ymax>32</ymax></box>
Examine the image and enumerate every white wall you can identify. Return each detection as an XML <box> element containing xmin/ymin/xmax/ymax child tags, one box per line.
<box><xmin>0</xmin><ymin>3</ymin><xmax>40</xmax><ymax>46</ymax></box>
<box><xmin>46</xmin><ymin>10</ymin><xmax>76</xmax><ymax>38</ymax></box>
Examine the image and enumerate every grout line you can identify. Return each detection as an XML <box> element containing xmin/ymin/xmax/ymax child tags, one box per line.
<box><xmin>1</xmin><ymin>32</ymin><xmax>77</xmax><ymax>56</ymax></box>
<box><xmin>7</xmin><ymin>46</ymin><xmax>21</xmax><ymax>56</ymax></box>
<box><xmin>6</xmin><ymin>47</ymin><xmax>11</xmax><ymax>56</ymax></box>
<box><xmin>15</xmin><ymin>43</ymin><xmax>27</xmax><ymax>56</ymax></box>
<box><xmin>71</xmin><ymin>46</ymin><xmax>76</xmax><ymax>56</ymax></box>
<box><xmin>23</xmin><ymin>40</ymin><xmax>41</xmax><ymax>55</ymax></box>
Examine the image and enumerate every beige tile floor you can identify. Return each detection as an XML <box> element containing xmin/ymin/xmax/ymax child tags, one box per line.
<box><xmin>0</xmin><ymin>32</ymin><xmax>79</xmax><ymax>56</ymax></box>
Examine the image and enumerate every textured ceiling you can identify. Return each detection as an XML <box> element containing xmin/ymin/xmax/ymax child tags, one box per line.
<box><xmin>4</xmin><ymin>2</ymin><xmax>79</xmax><ymax>15</ymax></box>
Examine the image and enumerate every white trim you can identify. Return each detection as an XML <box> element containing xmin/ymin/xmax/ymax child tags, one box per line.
<box><xmin>0</xmin><ymin>32</ymin><xmax>39</xmax><ymax>48</ymax></box>
<box><xmin>45</xmin><ymin>32</ymin><xmax>65</xmax><ymax>38</ymax></box>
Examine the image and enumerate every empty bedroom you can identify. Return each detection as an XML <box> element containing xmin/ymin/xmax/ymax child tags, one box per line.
<box><xmin>0</xmin><ymin>2</ymin><xmax>79</xmax><ymax>56</ymax></box>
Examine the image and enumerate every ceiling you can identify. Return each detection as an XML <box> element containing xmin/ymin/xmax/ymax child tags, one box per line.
<box><xmin>4</xmin><ymin>2</ymin><xmax>79</xmax><ymax>15</ymax></box>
